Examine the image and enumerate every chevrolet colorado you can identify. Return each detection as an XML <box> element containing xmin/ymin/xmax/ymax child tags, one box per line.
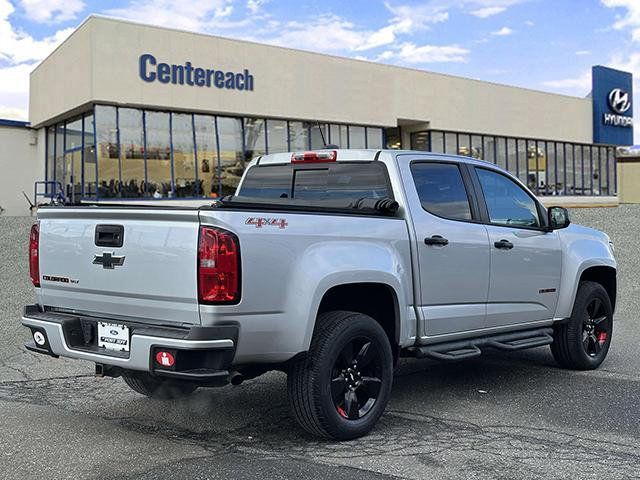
<box><xmin>22</xmin><ymin>149</ymin><xmax>617</xmax><ymax>440</ymax></box>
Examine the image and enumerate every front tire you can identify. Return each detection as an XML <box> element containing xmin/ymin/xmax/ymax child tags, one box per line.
<box><xmin>287</xmin><ymin>311</ymin><xmax>394</xmax><ymax>440</ymax></box>
<box><xmin>551</xmin><ymin>281</ymin><xmax>613</xmax><ymax>370</ymax></box>
<box><xmin>122</xmin><ymin>372</ymin><xmax>198</xmax><ymax>399</ymax></box>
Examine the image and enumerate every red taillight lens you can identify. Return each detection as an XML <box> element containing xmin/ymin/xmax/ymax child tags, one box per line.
<box><xmin>291</xmin><ymin>150</ymin><xmax>337</xmax><ymax>163</ymax></box>
<box><xmin>29</xmin><ymin>223</ymin><xmax>40</xmax><ymax>287</ymax></box>
<box><xmin>198</xmin><ymin>226</ymin><xmax>240</xmax><ymax>303</ymax></box>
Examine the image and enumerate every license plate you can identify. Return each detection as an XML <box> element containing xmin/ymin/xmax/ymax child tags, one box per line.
<box><xmin>98</xmin><ymin>322</ymin><xmax>130</xmax><ymax>352</ymax></box>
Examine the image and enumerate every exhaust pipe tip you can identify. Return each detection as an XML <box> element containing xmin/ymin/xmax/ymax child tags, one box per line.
<box><xmin>229</xmin><ymin>371</ymin><xmax>244</xmax><ymax>386</ymax></box>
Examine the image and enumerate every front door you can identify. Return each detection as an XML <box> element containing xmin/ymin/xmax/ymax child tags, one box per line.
<box><xmin>473</xmin><ymin>166</ymin><xmax>562</xmax><ymax>327</ymax></box>
<box><xmin>399</xmin><ymin>157</ymin><xmax>491</xmax><ymax>337</ymax></box>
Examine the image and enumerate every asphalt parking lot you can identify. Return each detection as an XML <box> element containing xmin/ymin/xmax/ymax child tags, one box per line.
<box><xmin>1</xmin><ymin>206</ymin><xmax>639</xmax><ymax>480</ymax></box>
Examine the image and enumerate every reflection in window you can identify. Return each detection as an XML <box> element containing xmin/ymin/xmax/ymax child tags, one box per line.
<box><xmin>95</xmin><ymin>106</ymin><xmax>120</xmax><ymax>198</ymax></box>
<box><xmin>349</xmin><ymin>126</ymin><xmax>365</xmax><ymax>148</ymax></box>
<box><xmin>172</xmin><ymin>113</ymin><xmax>198</xmax><ymax>197</ymax></box>
<box><xmin>217</xmin><ymin>116</ymin><xmax>244</xmax><ymax>196</ymax></box>
<box><xmin>244</xmin><ymin>118</ymin><xmax>266</xmax><ymax>162</ymax></box>
<box><xmin>385</xmin><ymin>127</ymin><xmax>402</xmax><ymax>150</ymax></box>
<box><xmin>444</xmin><ymin>132</ymin><xmax>457</xmax><ymax>154</ymax></box>
<box><xmin>411</xmin><ymin>163</ymin><xmax>472</xmax><ymax>220</ymax></box>
<box><xmin>476</xmin><ymin>167</ymin><xmax>539</xmax><ymax>227</ymax></box>
<box><xmin>83</xmin><ymin>114</ymin><xmax>97</xmax><ymax>198</ymax></box>
<box><xmin>194</xmin><ymin>115</ymin><xmax>216</xmax><ymax>198</ymax></box>
<box><xmin>329</xmin><ymin>124</ymin><xmax>348</xmax><ymax>148</ymax></box>
<box><xmin>289</xmin><ymin>121</ymin><xmax>308</xmax><ymax>151</ymax></box>
<box><xmin>266</xmin><ymin>119</ymin><xmax>288</xmax><ymax>153</ymax></box>
<box><xmin>119</xmin><ymin>108</ymin><xmax>145</xmax><ymax>197</ymax></box>
<box><xmin>145</xmin><ymin>111</ymin><xmax>172</xmax><ymax>198</ymax></box>
<box><xmin>54</xmin><ymin>125</ymin><xmax>65</xmax><ymax>194</ymax></box>
<box><xmin>366</xmin><ymin>127</ymin><xmax>383</xmax><ymax>149</ymax></box>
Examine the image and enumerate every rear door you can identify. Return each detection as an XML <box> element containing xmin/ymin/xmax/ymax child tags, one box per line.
<box><xmin>37</xmin><ymin>207</ymin><xmax>201</xmax><ymax>326</ymax></box>
<box><xmin>471</xmin><ymin>166</ymin><xmax>562</xmax><ymax>327</ymax></box>
<box><xmin>398</xmin><ymin>156</ymin><xmax>491</xmax><ymax>337</ymax></box>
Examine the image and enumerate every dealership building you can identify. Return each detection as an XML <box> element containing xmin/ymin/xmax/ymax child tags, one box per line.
<box><xmin>0</xmin><ymin>15</ymin><xmax>635</xmax><ymax>216</ymax></box>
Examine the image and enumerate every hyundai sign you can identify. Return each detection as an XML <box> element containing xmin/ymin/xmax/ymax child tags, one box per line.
<box><xmin>592</xmin><ymin>65</ymin><xmax>633</xmax><ymax>145</ymax></box>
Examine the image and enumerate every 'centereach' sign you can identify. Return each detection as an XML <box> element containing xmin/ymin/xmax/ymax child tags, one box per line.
<box><xmin>139</xmin><ymin>53</ymin><xmax>254</xmax><ymax>91</ymax></box>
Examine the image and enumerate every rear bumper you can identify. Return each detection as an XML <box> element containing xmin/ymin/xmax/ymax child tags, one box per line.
<box><xmin>22</xmin><ymin>305</ymin><xmax>238</xmax><ymax>383</ymax></box>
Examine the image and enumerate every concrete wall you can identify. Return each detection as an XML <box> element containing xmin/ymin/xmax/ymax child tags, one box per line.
<box><xmin>0</xmin><ymin>125</ymin><xmax>40</xmax><ymax>217</ymax></box>
<box><xmin>30</xmin><ymin>16</ymin><xmax>593</xmax><ymax>143</ymax></box>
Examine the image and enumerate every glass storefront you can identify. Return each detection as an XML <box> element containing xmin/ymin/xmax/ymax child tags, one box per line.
<box><xmin>411</xmin><ymin>129</ymin><xmax>617</xmax><ymax>196</ymax></box>
<box><xmin>44</xmin><ymin>104</ymin><xmax>385</xmax><ymax>200</ymax></box>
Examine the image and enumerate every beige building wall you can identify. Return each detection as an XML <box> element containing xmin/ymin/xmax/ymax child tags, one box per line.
<box><xmin>0</xmin><ymin>125</ymin><xmax>41</xmax><ymax>216</ymax></box>
<box><xmin>30</xmin><ymin>16</ymin><xmax>593</xmax><ymax>144</ymax></box>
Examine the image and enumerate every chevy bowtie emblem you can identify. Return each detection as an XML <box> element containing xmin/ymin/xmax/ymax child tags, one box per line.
<box><xmin>93</xmin><ymin>252</ymin><xmax>125</xmax><ymax>269</ymax></box>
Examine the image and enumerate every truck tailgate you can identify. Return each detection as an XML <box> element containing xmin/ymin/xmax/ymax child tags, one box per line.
<box><xmin>36</xmin><ymin>207</ymin><xmax>201</xmax><ymax>326</ymax></box>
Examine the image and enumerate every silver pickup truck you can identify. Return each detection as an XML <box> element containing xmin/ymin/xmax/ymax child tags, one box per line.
<box><xmin>23</xmin><ymin>149</ymin><xmax>617</xmax><ymax>440</ymax></box>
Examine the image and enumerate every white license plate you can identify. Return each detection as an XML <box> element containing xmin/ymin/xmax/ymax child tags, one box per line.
<box><xmin>98</xmin><ymin>322</ymin><xmax>130</xmax><ymax>352</ymax></box>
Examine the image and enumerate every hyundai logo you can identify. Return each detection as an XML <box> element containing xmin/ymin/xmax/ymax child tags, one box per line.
<box><xmin>608</xmin><ymin>88</ymin><xmax>631</xmax><ymax>114</ymax></box>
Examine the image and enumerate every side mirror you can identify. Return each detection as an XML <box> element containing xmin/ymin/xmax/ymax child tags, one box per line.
<box><xmin>547</xmin><ymin>206</ymin><xmax>570</xmax><ymax>230</ymax></box>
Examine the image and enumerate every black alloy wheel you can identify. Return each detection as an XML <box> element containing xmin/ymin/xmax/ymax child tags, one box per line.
<box><xmin>582</xmin><ymin>297</ymin><xmax>611</xmax><ymax>357</ymax></box>
<box><xmin>331</xmin><ymin>338</ymin><xmax>383</xmax><ymax>420</ymax></box>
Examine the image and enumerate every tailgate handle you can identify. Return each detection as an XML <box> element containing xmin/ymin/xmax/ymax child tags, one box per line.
<box><xmin>95</xmin><ymin>225</ymin><xmax>124</xmax><ymax>248</ymax></box>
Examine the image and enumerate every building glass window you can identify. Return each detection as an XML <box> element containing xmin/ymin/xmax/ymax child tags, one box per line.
<box><xmin>145</xmin><ymin>111</ymin><xmax>172</xmax><ymax>198</ymax></box>
<box><xmin>444</xmin><ymin>132</ymin><xmax>457</xmax><ymax>154</ymax></box>
<box><xmin>289</xmin><ymin>121</ymin><xmax>308</xmax><ymax>151</ymax></box>
<box><xmin>244</xmin><ymin>118</ymin><xmax>266</xmax><ymax>162</ymax></box>
<box><xmin>484</xmin><ymin>136</ymin><xmax>496</xmax><ymax>163</ymax></box>
<box><xmin>349</xmin><ymin>126</ymin><xmax>366</xmax><ymax>149</ymax></box>
<box><xmin>366</xmin><ymin>127</ymin><xmax>383</xmax><ymax>149</ymax></box>
<box><xmin>411</xmin><ymin>131</ymin><xmax>429</xmax><ymax>151</ymax></box>
<box><xmin>119</xmin><ymin>108</ymin><xmax>145</xmax><ymax>197</ymax></box>
<box><xmin>516</xmin><ymin>138</ymin><xmax>527</xmax><ymax>184</ymax></box>
<box><xmin>95</xmin><ymin>105</ymin><xmax>120</xmax><ymax>198</ymax></box>
<box><xmin>310</xmin><ymin>123</ymin><xmax>329</xmax><ymax>149</ymax></box>
<box><xmin>471</xmin><ymin>135</ymin><xmax>483</xmax><ymax>159</ymax></box>
<box><xmin>496</xmin><ymin>137</ymin><xmax>506</xmax><ymax>171</ymax></box>
<box><xmin>194</xmin><ymin>115</ymin><xmax>217</xmax><ymax>198</ymax></box>
<box><xmin>329</xmin><ymin>124</ymin><xmax>348</xmax><ymax>148</ymax></box>
<box><xmin>83</xmin><ymin>113</ymin><xmax>97</xmax><ymax>198</ymax></box>
<box><xmin>266</xmin><ymin>119</ymin><xmax>288</xmax><ymax>153</ymax></box>
<box><xmin>46</xmin><ymin>127</ymin><xmax>55</xmax><ymax>195</ymax></box>
<box><xmin>172</xmin><ymin>113</ymin><xmax>198</xmax><ymax>197</ymax></box>
<box><xmin>457</xmin><ymin>133</ymin><xmax>470</xmax><ymax>157</ymax></box>
<box><xmin>217</xmin><ymin>116</ymin><xmax>244</xmax><ymax>196</ymax></box>
<box><xmin>63</xmin><ymin>117</ymin><xmax>83</xmax><ymax>199</ymax></box>
<box><xmin>430</xmin><ymin>131</ymin><xmax>444</xmax><ymax>153</ymax></box>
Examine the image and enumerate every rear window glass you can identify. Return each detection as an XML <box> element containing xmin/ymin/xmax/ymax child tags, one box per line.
<box><xmin>238</xmin><ymin>162</ymin><xmax>392</xmax><ymax>201</ymax></box>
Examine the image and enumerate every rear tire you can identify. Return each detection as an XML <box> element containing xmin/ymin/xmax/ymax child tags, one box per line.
<box><xmin>122</xmin><ymin>372</ymin><xmax>198</xmax><ymax>399</ymax></box>
<box><xmin>287</xmin><ymin>311</ymin><xmax>394</xmax><ymax>440</ymax></box>
<box><xmin>551</xmin><ymin>281</ymin><xmax>613</xmax><ymax>370</ymax></box>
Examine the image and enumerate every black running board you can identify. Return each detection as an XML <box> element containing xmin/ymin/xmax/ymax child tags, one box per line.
<box><xmin>415</xmin><ymin>328</ymin><xmax>553</xmax><ymax>361</ymax></box>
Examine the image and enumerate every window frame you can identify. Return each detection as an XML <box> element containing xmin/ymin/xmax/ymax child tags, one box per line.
<box><xmin>409</xmin><ymin>159</ymin><xmax>482</xmax><ymax>224</ymax></box>
<box><xmin>470</xmin><ymin>164</ymin><xmax>549</xmax><ymax>231</ymax></box>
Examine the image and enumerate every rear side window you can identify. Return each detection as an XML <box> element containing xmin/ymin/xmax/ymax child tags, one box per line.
<box><xmin>410</xmin><ymin>162</ymin><xmax>472</xmax><ymax>221</ymax></box>
<box><xmin>238</xmin><ymin>162</ymin><xmax>392</xmax><ymax>201</ymax></box>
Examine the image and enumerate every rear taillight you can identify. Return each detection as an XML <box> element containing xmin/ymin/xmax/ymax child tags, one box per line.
<box><xmin>29</xmin><ymin>223</ymin><xmax>40</xmax><ymax>287</ymax></box>
<box><xmin>291</xmin><ymin>150</ymin><xmax>337</xmax><ymax>163</ymax></box>
<box><xmin>198</xmin><ymin>226</ymin><xmax>240</xmax><ymax>304</ymax></box>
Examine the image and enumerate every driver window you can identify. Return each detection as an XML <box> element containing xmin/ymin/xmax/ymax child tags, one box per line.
<box><xmin>475</xmin><ymin>168</ymin><xmax>540</xmax><ymax>228</ymax></box>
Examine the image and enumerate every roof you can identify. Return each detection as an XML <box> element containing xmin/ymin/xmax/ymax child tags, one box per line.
<box><xmin>0</xmin><ymin>118</ymin><xmax>30</xmax><ymax>128</ymax></box>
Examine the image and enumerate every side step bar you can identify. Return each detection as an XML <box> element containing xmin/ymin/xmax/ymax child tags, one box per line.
<box><xmin>415</xmin><ymin>328</ymin><xmax>554</xmax><ymax>361</ymax></box>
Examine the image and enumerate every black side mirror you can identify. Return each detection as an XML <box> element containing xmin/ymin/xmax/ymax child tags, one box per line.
<box><xmin>547</xmin><ymin>206</ymin><xmax>570</xmax><ymax>230</ymax></box>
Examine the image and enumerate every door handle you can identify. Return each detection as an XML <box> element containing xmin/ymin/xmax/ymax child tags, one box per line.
<box><xmin>494</xmin><ymin>239</ymin><xmax>514</xmax><ymax>250</ymax></box>
<box><xmin>424</xmin><ymin>235</ymin><xmax>449</xmax><ymax>246</ymax></box>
